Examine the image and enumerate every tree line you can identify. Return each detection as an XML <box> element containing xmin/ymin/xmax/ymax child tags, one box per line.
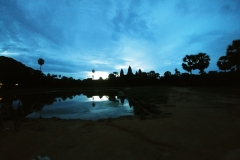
<box><xmin>0</xmin><ymin>39</ymin><xmax>239</xmax><ymax>89</ymax></box>
<box><xmin>180</xmin><ymin>39</ymin><xmax>240</xmax><ymax>74</ymax></box>
<box><xmin>107</xmin><ymin>39</ymin><xmax>240</xmax><ymax>78</ymax></box>
<box><xmin>103</xmin><ymin>39</ymin><xmax>240</xmax><ymax>86</ymax></box>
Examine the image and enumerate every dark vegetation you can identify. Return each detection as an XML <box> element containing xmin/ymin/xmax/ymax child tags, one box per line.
<box><xmin>0</xmin><ymin>39</ymin><xmax>240</xmax><ymax>90</ymax></box>
<box><xmin>0</xmin><ymin>88</ymin><xmax>124</xmax><ymax>120</ymax></box>
<box><xmin>0</xmin><ymin>39</ymin><xmax>240</xmax><ymax>121</ymax></box>
<box><xmin>123</xmin><ymin>86</ymin><xmax>172</xmax><ymax>119</ymax></box>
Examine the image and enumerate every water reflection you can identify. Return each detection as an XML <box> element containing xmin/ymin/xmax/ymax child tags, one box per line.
<box><xmin>0</xmin><ymin>90</ymin><xmax>135</xmax><ymax>120</ymax></box>
<box><xmin>92</xmin><ymin>96</ymin><xmax>95</xmax><ymax>107</ymax></box>
<box><xmin>26</xmin><ymin>93</ymin><xmax>134</xmax><ymax>120</ymax></box>
<box><xmin>27</xmin><ymin>95</ymin><xmax>133</xmax><ymax>120</ymax></box>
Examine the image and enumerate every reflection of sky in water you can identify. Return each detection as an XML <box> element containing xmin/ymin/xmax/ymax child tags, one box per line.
<box><xmin>27</xmin><ymin>95</ymin><xmax>134</xmax><ymax>120</ymax></box>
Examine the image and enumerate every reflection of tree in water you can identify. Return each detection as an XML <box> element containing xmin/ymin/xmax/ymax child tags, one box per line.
<box><xmin>32</xmin><ymin>92</ymin><xmax>82</xmax><ymax>116</ymax></box>
<box><xmin>128</xmin><ymin>100</ymin><xmax>133</xmax><ymax>108</ymax></box>
<box><xmin>117</xmin><ymin>96</ymin><xmax>125</xmax><ymax>106</ymax></box>
<box><xmin>17</xmin><ymin>90</ymin><xmax>135</xmax><ymax>117</ymax></box>
<box><xmin>61</xmin><ymin>95</ymin><xmax>68</xmax><ymax>101</ymax></box>
<box><xmin>34</xmin><ymin>102</ymin><xmax>45</xmax><ymax>118</ymax></box>
<box><xmin>128</xmin><ymin>99</ymin><xmax>142</xmax><ymax>115</ymax></box>
<box><xmin>3</xmin><ymin>91</ymin><xmax>82</xmax><ymax>118</ymax></box>
<box><xmin>99</xmin><ymin>93</ymin><xmax>104</xmax><ymax>99</ymax></box>
<box><xmin>108</xmin><ymin>94</ymin><xmax>118</xmax><ymax>102</ymax></box>
<box><xmin>44</xmin><ymin>95</ymin><xmax>56</xmax><ymax>105</ymax></box>
<box><xmin>92</xmin><ymin>96</ymin><xmax>95</xmax><ymax>107</ymax></box>
<box><xmin>68</xmin><ymin>95</ymin><xmax>74</xmax><ymax>100</ymax></box>
<box><xmin>33</xmin><ymin>94</ymin><xmax>48</xmax><ymax>118</ymax></box>
<box><xmin>57</xmin><ymin>91</ymin><xmax>81</xmax><ymax>101</ymax></box>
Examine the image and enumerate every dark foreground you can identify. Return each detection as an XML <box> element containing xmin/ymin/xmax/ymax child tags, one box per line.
<box><xmin>1</xmin><ymin>86</ymin><xmax>240</xmax><ymax>160</ymax></box>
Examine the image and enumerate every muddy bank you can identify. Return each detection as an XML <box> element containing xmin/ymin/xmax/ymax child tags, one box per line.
<box><xmin>1</xmin><ymin>86</ymin><xmax>240</xmax><ymax>160</ymax></box>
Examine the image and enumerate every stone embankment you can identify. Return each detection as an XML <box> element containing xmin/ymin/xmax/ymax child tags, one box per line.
<box><xmin>121</xmin><ymin>88</ymin><xmax>170</xmax><ymax>119</ymax></box>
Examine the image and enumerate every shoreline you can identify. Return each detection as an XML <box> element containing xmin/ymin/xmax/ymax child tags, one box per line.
<box><xmin>1</xmin><ymin>86</ymin><xmax>240</xmax><ymax>160</ymax></box>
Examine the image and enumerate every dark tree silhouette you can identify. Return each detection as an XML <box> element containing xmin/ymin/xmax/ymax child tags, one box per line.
<box><xmin>120</xmin><ymin>69</ymin><xmax>124</xmax><ymax>77</ymax></box>
<box><xmin>182</xmin><ymin>55</ymin><xmax>197</xmax><ymax>74</ymax></box>
<box><xmin>113</xmin><ymin>72</ymin><xmax>118</xmax><ymax>77</ymax></box>
<box><xmin>108</xmin><ymin>72</ymin><xmax>116</xmax><ymax>79</ymax></box>
<box><xmin>148</xmin><ymin>71</ymin><xmax>155</xmax><ymax>77</ymax></box>
<box><xmin>226</xmin><ymin>39</ymin><xmax>240</xmax><ymax>71</ymax></box>
<box><xmin>38</xmin><ymin>58</ymin><xmax>44</xmax><ymax>72</ymax></box>
<box><xmin>174</xmin><ymin>68</ymin><xmax>180</xmax><ymax>76</ymax></box>
<box><xmin>92</xmin><ymin>69</ymin><xmax>95</xmax><ymax>79</ymax></box>
<box><xmin>127</xmin><ymin>66</ymin><xmax>133</xmax><ymax>76</ymax></box>
<box><xmin>147</xmin><ymin>70</ymin><xmax>160</xmax><ymax>79</ymax></box>
<box><xmin>217</xmin><ymin>56</ymin><xmax>231</xmax><ymax>72</ymax></box>
<box><xmin>155</xmin><ymin>73</ymin><xmax>160</xmax><ymax>79</ymax></box>
<box><xmin>195</xmin><ymin>53</ymin><xmax>210</xmax><ymax>74</ymax></box>
<box><xmin>164</xmin><ymin>71</ymin><xmax>171</xmax><ymax>77</ymax></box>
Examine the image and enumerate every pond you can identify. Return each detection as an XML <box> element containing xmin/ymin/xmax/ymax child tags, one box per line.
<box><xmin>0</xmin><ymin>90</ymin><xmax>135</xmax><ymax>120</ymax></box>
<box><xmin>26</xmin><ymin>94</ymin><xmax>134</xmax><ymax>120</ymax></box>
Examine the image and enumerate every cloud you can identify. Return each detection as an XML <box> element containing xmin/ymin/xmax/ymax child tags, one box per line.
<box><xmin>111</xmin><ymin>1</ymin><xmax>154</xmax><ymax>41</ymax></box>
<box><xmin>175</xmin><ymin>0</ymin><xmax>191</xmax><ymax>15</ymax></box>
<box><xmin>1</xmin><ymin>0</ymin><xmax>63</xmax><ymax>44</ymax></box>
<box><xmin>219</xmin><ymin>0</ymin><xmax>240</xmax><ymax>14</ymax></box>
<box><xmin>1</xmin><ymin>0</ymin><xmax>240</xmax><ymax>79</ymax></box>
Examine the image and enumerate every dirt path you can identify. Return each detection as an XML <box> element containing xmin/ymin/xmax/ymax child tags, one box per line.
<box><xmin>1</xmin><ymin>87</ymin><xmax>240</xmax><ymax>160</ymax></box>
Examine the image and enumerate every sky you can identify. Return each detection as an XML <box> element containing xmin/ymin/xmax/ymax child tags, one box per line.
<box><xmin>0</xmin><ymin>0</ymin><xmax>240</xmax><ymax>80</ymax></box>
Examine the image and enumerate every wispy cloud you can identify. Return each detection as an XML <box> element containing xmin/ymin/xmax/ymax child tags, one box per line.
<box><xmin>0</xmin><ymin>0</ymin><xmax>240</xmax><ymax>79</ymax></box>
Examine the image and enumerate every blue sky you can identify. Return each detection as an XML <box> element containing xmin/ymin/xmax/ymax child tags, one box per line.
<box><xmin>0</xmin><ymin>0</ymin><xmax>240</xmax><ymax>80</ymax></box>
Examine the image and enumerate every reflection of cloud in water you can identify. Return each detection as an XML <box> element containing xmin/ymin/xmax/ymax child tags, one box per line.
<box><xmin>94</xmin><ymin>101</ymin><xmax>120</xmax><ymax>108</ymax></box>
<box><xmin>88</xmin><ymin>96</ymin><xmax>109</xmax><ymax>101</ymax></box>
<box><xmin>27</xmin><ymin>94</ymin><xmax>134</xmax><ymax>120</ymax></box>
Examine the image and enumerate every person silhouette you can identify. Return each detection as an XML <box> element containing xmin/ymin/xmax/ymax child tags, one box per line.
<box><xmin>12</xmin><ymin>96</ymin><xmax>22</xmax><ymax>131</ymax></box>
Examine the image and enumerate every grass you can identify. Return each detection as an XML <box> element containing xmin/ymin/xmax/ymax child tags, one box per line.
<box><xmin>121</xmin><ymin>86</ymin><xmax>172</xmax><ymax>118</ymax></box>
<box><xmin>189</xmin><ymin>85</ymin><xmax>240</xmax><ymax>96</ymax></box>
<box><xmin>123</xmin><ymin>86</ymin><xmax>170</xmax><ymax>104</ymax></box>
<box><xmin>123</xmin><ymin>86</ymin><xmax>169</xmax><ymax>105</ymax></box>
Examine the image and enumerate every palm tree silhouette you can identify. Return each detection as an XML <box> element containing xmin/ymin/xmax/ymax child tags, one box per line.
<box><xmin>92</xmin><ymin>69</ymin><xmax>95</xmax><ymax>79</ymax></box>
<box><xmin>182</xmin><ymin>55</ymin><xmax>197</xmax><ymax>74</ymax></box>
<box><xmin>195</xmin><ymin>53</ymin><xmax>210</xmax><ymax>74</ymax></box>
<box><xmin>38</xmin><ymin>58</ymin><xmax>44</xmax><ymax>72</ymax></box>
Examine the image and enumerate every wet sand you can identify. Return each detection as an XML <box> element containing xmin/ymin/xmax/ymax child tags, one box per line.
<box><xmin>1</xmin><ymin>87</ymin><xmax>240</xmax><ymax>160</ymax></box>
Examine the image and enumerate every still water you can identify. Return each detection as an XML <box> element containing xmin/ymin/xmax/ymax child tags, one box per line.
<box><xmin>26</xmin><ymin>94</ymin><xmax>134</xmax><ymax>120</ymax></box>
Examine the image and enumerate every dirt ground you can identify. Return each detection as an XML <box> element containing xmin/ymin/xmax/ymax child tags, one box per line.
<box><xmin>1</xmin><ymin>87</ymin><xmax>240</xmax><ymax>160</ymax></box>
